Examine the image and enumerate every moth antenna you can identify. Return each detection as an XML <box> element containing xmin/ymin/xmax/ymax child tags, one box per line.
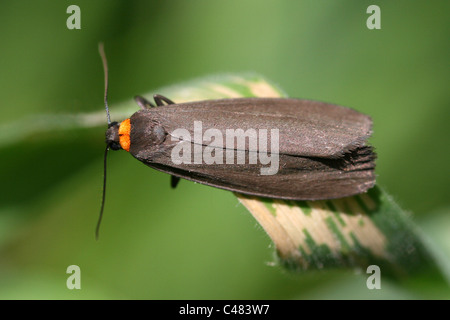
<box><xmin>97</xmin><ymin>42</ymin><xmax>111</xmax><ymax>240</ymax></box>
<box><xmin>96</xmin><ymin>145</ymin><xmax>110</xmax><ymax>240</ymax></box>
<box><xmin>98</xmin><ymin>42</ymin><xmax>111</xmax><ymax>125</ymax></box>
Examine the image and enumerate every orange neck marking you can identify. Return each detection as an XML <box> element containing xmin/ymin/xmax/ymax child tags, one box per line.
<box><xmin>118</xmin><ymin>118</ymin><xmax>131</xmax><ymax>152</ymax></box>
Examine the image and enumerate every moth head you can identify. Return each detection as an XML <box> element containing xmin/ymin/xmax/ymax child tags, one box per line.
<box><xmin>105</xmin><ymin>119</ymin><xmax>130</xmax><ymax>151</ymax></box>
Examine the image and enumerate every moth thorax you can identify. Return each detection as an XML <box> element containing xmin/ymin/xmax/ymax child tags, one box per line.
<box><xmin>118</xmin><ymin>118</ymin><xmax>131</xmax><ymax>152</ymax></box>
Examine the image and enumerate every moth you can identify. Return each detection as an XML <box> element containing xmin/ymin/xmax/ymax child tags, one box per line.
<box><xmin>96</xmin><ymin>44</ymin><xmax>376</xmax><ymax>237</ymax></box>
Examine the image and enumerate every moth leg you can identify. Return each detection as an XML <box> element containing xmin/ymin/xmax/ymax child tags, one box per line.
<box><xmin>154</xmin><ymin>94</ymin><xmax>176</xmax><ymax>106</ymax></box>
<box><xmin>171</xmin><ymin>175</ymin><xmax>180</xmax><ymax>189</ymax></box>
<box><xmin>134</xmin><ymin>95</ymin><xmax>156</xmax><ymax>109</ymax></box>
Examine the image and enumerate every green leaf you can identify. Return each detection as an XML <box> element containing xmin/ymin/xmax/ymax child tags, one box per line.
<box><xmin>2</xmin><ymin>73</ymin><xmax>448</xmax><ymax>296</ymax></box>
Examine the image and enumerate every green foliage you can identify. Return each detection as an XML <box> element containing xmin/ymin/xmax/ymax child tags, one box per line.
<box><xmin>0</xmin><ymin>0</ymin><xmax>449</xmax><ymax>299</ymax></box>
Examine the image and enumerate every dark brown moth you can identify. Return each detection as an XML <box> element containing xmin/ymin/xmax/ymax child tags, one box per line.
<box><xmin>96</xmin><ymin>44</ymin><xmax>376</xmax><ymax>238</ymax></box>
<box><xmin>106</xmin><ymin>97</ymin><xmax>375</xmax><ymax>200</ymax></box>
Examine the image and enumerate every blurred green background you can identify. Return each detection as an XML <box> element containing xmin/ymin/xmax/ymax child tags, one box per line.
<box><xmin>0</xmin><ymin>0</ymin><xmax>448</xmax><ymax>299</ymax></box>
